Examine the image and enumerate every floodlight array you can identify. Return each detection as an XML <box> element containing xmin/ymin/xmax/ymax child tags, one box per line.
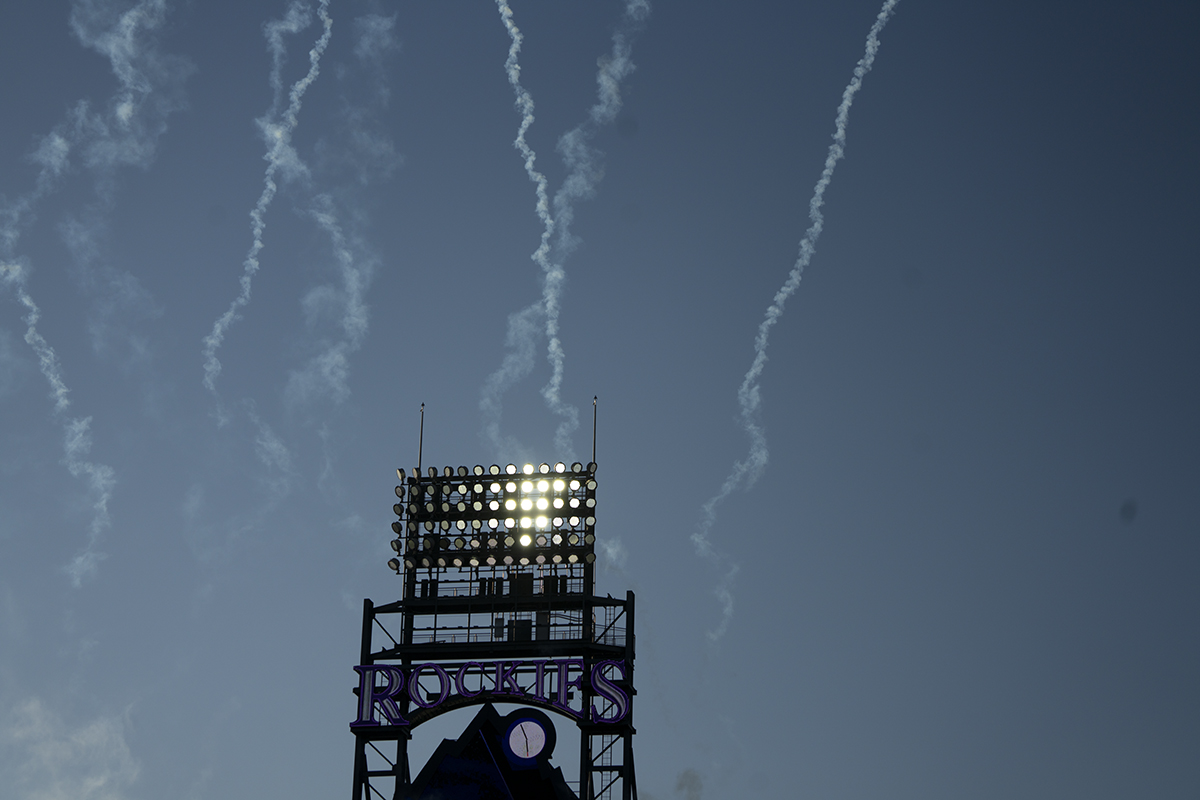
<box><xmin>389</xmin><ymin>461</ymin><xmax>597</xmax><ymax>571</ymax></box>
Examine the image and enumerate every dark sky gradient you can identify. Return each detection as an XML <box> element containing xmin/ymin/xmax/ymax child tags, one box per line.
<box><xmin>1</xmin><ymin>1</ymin><xmax>1197</xmax><ymax>798</ymax></box>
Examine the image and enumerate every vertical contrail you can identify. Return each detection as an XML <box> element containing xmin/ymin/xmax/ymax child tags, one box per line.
<box><xmin>693</xmin><ymin>0</ymin><xmax>901</xmax><ymax>641</ymax></box>
<box><xmin>1</xmin><ymin>265</ymin><xmax>115</xmax><ymax>588</ymax></box>
<box><xmin>202</xmin><ymin>0</ymin><xmax>334</xmax><ymax>402</ymax></box>
<box><xmin>0</xmin><ymin>0</ymin><xmax>187</xmax><ymax>586</ymax></box>
<box><xmin>484</xmin><ymin>0</ymin><xmax>650</xmax><ymax>459</ymax></box>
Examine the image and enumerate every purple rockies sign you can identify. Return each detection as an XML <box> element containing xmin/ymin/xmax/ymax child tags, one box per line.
<box><xmin>351</xmin><ymin>658</ymin><xmax>629</xmax><ymax>727</ymax></box>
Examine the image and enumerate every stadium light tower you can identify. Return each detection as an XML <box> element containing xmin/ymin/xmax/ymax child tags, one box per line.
<box><xmin>350</xmin><ymin>456</ymin><xmax>638</xmax><ymax>800</ymax></box>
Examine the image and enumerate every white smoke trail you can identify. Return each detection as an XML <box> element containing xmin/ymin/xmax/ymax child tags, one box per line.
<box><xmin>202</xmin><ymin>0</ymin><xmax>334</xmax><ymax>401</ymax></box>
<box><xmin>1</xmin><ymin>266</ymin><xmax>115</xmax><ymax>587</ymax></box>
<box><xmin>284</xmin><ymin>194</ymin><xmax>373</xmax><ymax>406</ymax></box>
<box><xmin>283</xmin><ymin>11</ymin><xmax>397</xmax><ymax>409</ymax></box>
<box><xmin>0</xmin><ymin>0</ymin><xmax>186</xmax><ymax>586</ymax></box>
<box><xmin>484</xmin><ymin>0</ymin><xmax>651</xmax><ymax>460</ymax></box>
<box><xmin>693</xmin><ymin>0</ymin><xmax>901</xmax><ymax>641</ymax></box>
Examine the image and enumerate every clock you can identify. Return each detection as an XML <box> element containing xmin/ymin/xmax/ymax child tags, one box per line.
<box><xmin>507</xmin><ymin>718</ymin><xmax>547</xmax><ymax>759</ymax></box>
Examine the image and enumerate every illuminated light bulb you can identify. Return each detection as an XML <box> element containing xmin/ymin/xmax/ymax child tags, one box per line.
<box><xmin>506</xmin><ymin>464</ymin><xmax>517</xmax><ymax>474</ymax></box>
<box><xmin>520</xmin><ymin>498</ymin><xmax>533</xmax><ymax>511</ymax></box>
<box><xmin>506</xmin><ymin>482</ymin><xmax>517</xmax><ymax>493</ymax></box>
<box><xmin>490</xmin><ymin>500</ymin><xmax>500</xmax><ymax>511</ymax></box>
<box><xmin>553</xmin><ymin>498</ymin><xmax>564</xmax><ymax>509</ymax></box>
<box><xmin>552</xmin><ymin>517</ymin><xmax>563</xmax><ymax>527</ymax></box>
<box><xmin>519</xmin><ymin>534</ymin><xmax>532</xmax><ymax>546</ymax></box>
<box><xmin>537</xmin><ymin>480</ymin><xmax>549</xmax><ymax>492</ymax></box>
<box><xmin>535</xmin><ymin>516</ymin><xmax>548</xmax><ymax>528</ymax></box>
<box><xmin>490</xmin><ymin>482</ymin><xmax>501</xmax><ymax>493</ymax></box>
<box><xmin>553</xmin><ymin>479</ymin><xmax>565</xmax><ymax>492</ymax></box>
<box><xmin>570</xmin><ymin>480</ymin><xmax>580</xmax><ymax>490</ymax></box>
<box><xmin>522</xmin><ymin>464</ymin><xmax>534</xmax><ymax>475</ymax></box>
<box><xmin>505</xmin><ymin>499</ymin><xmax>517</xmax><ymax>511</ymax></box>
<box><xmin>505</xmin><ymin>518</ymin><xmax>516</xmax><ymax>528</ymax></box>
<box><xmin>539</xmin><ymin>463</ymin><xmax>550</xmax><ymax>473</ymax></box>
<box><xmin>488</xmin><ymin>518</ymin><xmax>499</xmax><ymax>529</ymax></box>
<box><xmin>521</xmin><ymin>481</ymin><xmax>533</xmax><ymax>493</ymax></box>
<box><xmin>520</xmin><ymin>517</ymin><xmax>532</xmax><ymax>528</ymax></box>
<box><xmin>569</xmin><ymin>498</ymin><xmax>580</xmax><ymax>508</ymax></box>
<box><xmin>569</xmin><ymin>516</ymin><xmax>579</xmax><ymax>526</ymax></box>
<box><xmin>473</xmin><ymin>483</ymin><xmax>483</xmax><ymax>493</ymax></box>
<box><xmin>552</xmin><ymin>534</ymin><xmax>562</xmax><ymax>545</ymax></box>
<box><xmin>456</xmin><ymin>520</ymin><xmax>466</xmax><ymax>531</ymax></box>
<box><xmin>536</xmin><ymin>498</ymin><xmax>549</xmax><ymax>511</ymax></box>
<box><xmin>554</xmin><ymin>462</ymin><xmax>566</xmax><ymax>472</ymax></box>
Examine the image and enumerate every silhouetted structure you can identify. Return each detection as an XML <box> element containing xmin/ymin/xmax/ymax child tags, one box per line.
<box><xmin>350</xmin><ymin>461</ymin><xmax>637</xmax><ymax>800</ymax></box>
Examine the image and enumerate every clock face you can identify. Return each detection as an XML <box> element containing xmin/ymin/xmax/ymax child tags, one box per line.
<box><xmin>507</xmin><ymin>719</ymin><xmax>546</xmax><ymax>759</ymax></box>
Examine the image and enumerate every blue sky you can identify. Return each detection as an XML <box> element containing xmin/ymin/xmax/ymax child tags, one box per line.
<box><xmin>1</xmin><ymin>1</ymin><xmax>1198</xmax><ymax>798</ymax></box>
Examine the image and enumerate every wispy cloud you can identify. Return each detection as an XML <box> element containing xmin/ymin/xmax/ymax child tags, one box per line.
<box><xmin>285</xmin><ymin>195</ymin><xmax>375</xmax><ymax>408</ymax></box>
<box><xmin>0</xmin><ymin>697</ymin><xmax>139</xmax><ymax>800</ymax></box>
<box><xmin>693</xmin><ymin>0</ymin><xmax>901</xmax><ymax>641</ymax></box>
<box><xmin>62</xmin><ymin>418</ymin><xmax>117</xmax><ymax>587</ymax></box>
<box><xmin>202</xmin><ymin>0</ymin><xmax>335</xmax><ymax>403</ymax></box>
<box><xmin>181</xmin><ymin>408</ymin><xmax>297</xmax><ymax>596</ymax></box>
<box><xmin>0</xmin><ymin>0</ymin><xmax>188</xmax><ymax>588</ymax></box>
<box><xmin>59</xmin><ymin>214</ymin><xmax>159</xmax><ymax>368</ymax></box>
<box><xmin>352</xmin><ymin>12</ymin><xmax>399</xmax><ymax>106</ymax></box>
<box><xmin>483</xmin><ymin>0</ymin><xmax>651</xmax><ymax>461</ymax></box>
<box><xmin>67</xmin><ymin>0</ymin><xmax>192</xmax><ymax>179</ymax></box>
<box><xmin>1</xmin><ymin>267</ymin><xmax>117</xmax><ymax>588</ymax></box>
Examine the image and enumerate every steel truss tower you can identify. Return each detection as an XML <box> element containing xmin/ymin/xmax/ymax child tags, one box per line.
<box><xmin>350</xmin><ymin>460</ymin><xmax>637</xmax><ymax>800</ymax></box>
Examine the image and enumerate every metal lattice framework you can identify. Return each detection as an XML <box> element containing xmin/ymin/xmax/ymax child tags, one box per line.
<box><xmin>351</xmin><ymin>461</ymin><xmax>637</xmax><ymax>800</ymax></box>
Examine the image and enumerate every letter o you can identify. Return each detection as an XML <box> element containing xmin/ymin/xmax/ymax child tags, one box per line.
<box><xmin>408</xmin><ymin>663</ymin><xmax>451</xmax><ymax>709</ymax></box>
